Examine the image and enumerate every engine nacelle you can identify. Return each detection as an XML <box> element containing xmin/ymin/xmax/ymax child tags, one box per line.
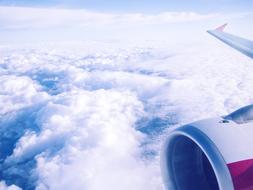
<box><xmin>161</xmin><ymin>105</ymin><xmax>253</xmax><ymax>190</ymax></box>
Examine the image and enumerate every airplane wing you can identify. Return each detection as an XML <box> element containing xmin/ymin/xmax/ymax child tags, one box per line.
<box><xmin>207</xmin><ymin>24</ymin><xmax>253</xmax><ymax>59</ymax></box>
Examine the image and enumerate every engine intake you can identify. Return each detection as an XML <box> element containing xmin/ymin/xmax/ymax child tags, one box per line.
<box><xmin>161</xmin><ymin>105</ymin><xmax>253</xmax><ymax>190</ymax></box>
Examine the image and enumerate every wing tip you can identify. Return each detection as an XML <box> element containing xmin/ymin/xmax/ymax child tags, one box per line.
<box><xmin>215</xmin><ymin>23</ymin><xmax>228</xmax><ymax>31</ymax></box>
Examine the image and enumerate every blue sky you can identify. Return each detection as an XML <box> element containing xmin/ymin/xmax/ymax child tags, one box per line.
<box><xmin>0</xmin><ymin>0</ymin><xmax>253</xmax><ymax>13</ymax></box>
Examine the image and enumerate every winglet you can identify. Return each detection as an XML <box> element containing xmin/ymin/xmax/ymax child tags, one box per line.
<box><xmin>215</xmin><ymin>23</ymin><xmax>228</xmax><ymax>31</ymax></box>
<box><xmin>207</xmin><ymin>23</ymin><xmax>253</xmax><ymax>59</ymax></box>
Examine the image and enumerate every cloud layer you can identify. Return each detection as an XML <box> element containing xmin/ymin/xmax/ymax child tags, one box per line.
<box><xmin>0</xmin><ymin>39</ymin><xmax>252</xmax><ymax>190</ymax></box>
<box><xmin>1</xmin><ymin>6</ymin><xmax>253</xmax><ymax>44</ymax></box>
<box><xmin>0</xmin><ymin>6</ymin><xmax>218</xmax><ymax>30</ymax></box>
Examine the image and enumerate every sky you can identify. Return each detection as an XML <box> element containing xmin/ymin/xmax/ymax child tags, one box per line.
<box><xmin>0</xmin><ymin>0</ymin><xmax>252</xmax><ymax>44</ymax></box>
<box><xmin>1</xmin><ymin>0</ymin><xmax>253</xmax><ymax>13</ymax></box>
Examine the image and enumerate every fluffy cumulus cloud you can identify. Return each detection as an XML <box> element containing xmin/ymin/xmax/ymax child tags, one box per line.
<box><xmin>0</xmin><ymin>39</ymin><xmax>252</xmax><ymax>190</ymax></box>
<box><xmin>0</xmin><ymin>181</ymin><xmax>21</xmax><ymax>190</ymax></box>
<box><xmin>0</xmin><ymin>75</ymin><xmax>49</xmax><ymax>115</ymax></box>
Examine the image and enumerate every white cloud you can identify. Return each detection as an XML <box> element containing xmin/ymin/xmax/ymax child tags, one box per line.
<box><xmin>0</xmin><ymin>182</ymin><xmax>21</xmax><ymax>190</ymax></box>
<box><xmin>0</xmin><ymin>39</ymin><xmax>252</xmax><ymax>189</ymax></box>
<box><xmin>0</xmin><ymin>6</ymin><xmax>218</xmax><ymax>30</ymax></box>
<box><xmin>1</xmin><ymin>6</ymin><xmax>253</xmax><ymax>44</ymax></box>
<box><xmin>0</xmin><ymin>75</ymin><xmax>49</xmax><ymax>115</ymax></box>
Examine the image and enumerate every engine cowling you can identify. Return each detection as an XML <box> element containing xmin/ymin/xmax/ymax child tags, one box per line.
<box><xmin>161</xmin><ymin>105</ymin><xmax>253</xmax><ymax>190</ymax></box>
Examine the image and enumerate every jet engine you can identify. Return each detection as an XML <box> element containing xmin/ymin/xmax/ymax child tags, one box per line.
<box><xmin>161</xmin><ymin>105</ymin><xmax>253</xmax><ymax>190</ymax></box>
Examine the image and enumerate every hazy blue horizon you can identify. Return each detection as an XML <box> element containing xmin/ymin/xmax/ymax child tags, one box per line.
<box><xmin>0</xmin><ymin>0</ymin><xmax>252</xmax><ymax>44</ymax></box>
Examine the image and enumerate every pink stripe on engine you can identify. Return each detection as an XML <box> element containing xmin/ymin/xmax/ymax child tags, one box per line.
<box><xmin>227</xmin><ymin>159</ymin><xmax>253</xmax><ymax>190</ymax></box>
